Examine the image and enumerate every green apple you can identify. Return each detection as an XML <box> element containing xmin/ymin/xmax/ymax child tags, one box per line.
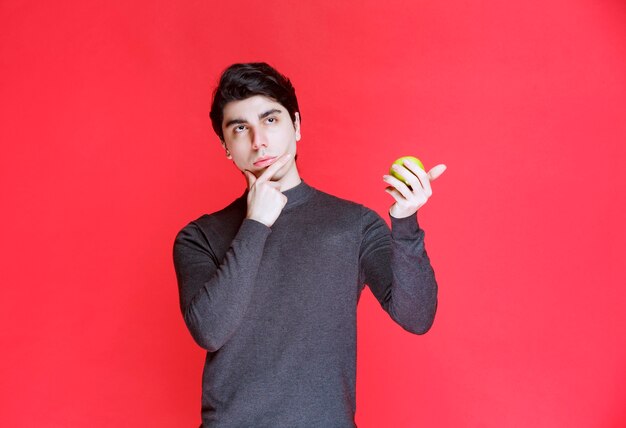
<box><xmin>390</xmin><ymin>156</ymin><xmax>425</xmax><ymax>183</ymax></box>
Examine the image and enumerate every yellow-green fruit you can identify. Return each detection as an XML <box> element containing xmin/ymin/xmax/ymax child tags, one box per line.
<box><xmin>390</xmin><ymin>156</ymin><xmax>425</xmax><ymax>183</ymax></box>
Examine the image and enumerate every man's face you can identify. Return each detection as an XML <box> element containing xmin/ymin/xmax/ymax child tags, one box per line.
<box><xmin>221</xmin><ymin>95</ymin><xmax>301</xmax><ymax>185</ymax></box>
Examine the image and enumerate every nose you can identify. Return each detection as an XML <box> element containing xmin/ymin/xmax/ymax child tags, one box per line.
<box><xmin>250</xmin><ymin>128</ymin><xmax>268</xmax><ymax>150</ymax></box>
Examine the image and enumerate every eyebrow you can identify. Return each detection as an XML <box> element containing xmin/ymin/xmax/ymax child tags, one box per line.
<box><xmin>224</xmin><ymin>108</ymin><xmax>283</xmax><ymax>129</ymax></box>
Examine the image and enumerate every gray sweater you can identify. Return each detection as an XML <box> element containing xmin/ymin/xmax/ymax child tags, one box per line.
<box><xmin>173</xmin><ymin>180</ymin><xmax>438</xmax><ymax>428</ymax></box>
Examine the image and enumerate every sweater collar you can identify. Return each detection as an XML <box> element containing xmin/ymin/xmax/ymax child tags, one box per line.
<box><xmin>282</xmin><ymin>179</ymin><xmax>314</xmax><ymax>210</ymax></box>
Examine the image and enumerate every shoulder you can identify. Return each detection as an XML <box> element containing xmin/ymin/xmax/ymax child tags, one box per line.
<box><xmin>175</xmin><ymin>195</ymin><xmax>246</xmax><ymax>246</ymax></box>
<box><xmin>196</xmin><ymin>195</ymin><xmax>245</xmax><ymax>228</ymax></box>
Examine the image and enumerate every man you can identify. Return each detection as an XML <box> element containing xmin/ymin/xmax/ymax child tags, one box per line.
<box><xmin>173</xmin><ymin>62</ymin><xmax>446</xmax><ymax>427</ymax></box>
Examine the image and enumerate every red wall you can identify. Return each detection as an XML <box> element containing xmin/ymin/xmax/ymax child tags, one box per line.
<box><xmin>2</xmin><ymin>1</ymin><xmax>625</xmax><ymax>426</ymax></box>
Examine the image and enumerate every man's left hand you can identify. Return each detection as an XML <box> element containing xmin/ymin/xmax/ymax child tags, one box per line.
<box><xmin>383</xmin><ymin>161</ymin><xmax>447</xmax><ymax>218</ymax></box>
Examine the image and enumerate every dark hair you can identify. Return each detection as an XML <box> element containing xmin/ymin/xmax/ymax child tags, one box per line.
<box><xmin>209</xmin><ymin>62</ymin><xmax>301</xmax><ymax>141</ymax></box>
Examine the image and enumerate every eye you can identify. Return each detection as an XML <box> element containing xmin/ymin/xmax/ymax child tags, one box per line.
<box><xmin>234</xmin><ymin>125</ymin><xmax>246</xmax><ymax>133</ymax></box>
<box><xmin>266</xmin><ymin>117</ymin><xmax>276</xmax><ymax>124</ymax></box>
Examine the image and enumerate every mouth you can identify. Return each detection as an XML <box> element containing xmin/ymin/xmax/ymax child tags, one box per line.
<box><xmin>253</xmin><ymin>156</ymin><xmax>278</xmax><ymax>168</ymax></box>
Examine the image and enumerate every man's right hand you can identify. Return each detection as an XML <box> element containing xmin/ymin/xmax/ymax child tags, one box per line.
<box><xmin>244</xmin><ymin>154</ymin><xmax>292</xmax><ymax>227</ymax></box>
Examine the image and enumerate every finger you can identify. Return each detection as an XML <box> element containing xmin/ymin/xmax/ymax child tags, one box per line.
<box><xmin>391</xmin><ymin>164</ymin><xmax>422</xmax><ymax>191</ymax></box>
<box><xmin>384</xmin><ymin>186</ymin><xmax>404</xmax><ymax>203</ymax></box>
<box><xmin>256</xmin><ymin>153</ymin><xmax>292</xmax><ymax>184</ymax></box>
<box><xmin>243</xmin><ymin>170</ymin><xmax>256</xmax><ymax>189</ymax></box>
<box><xmin>383</xmin><ymin>175</ymin><xmax>413</xmax><ymax>200</ymax></box>
<box><xmin>427</xmin><ymin>164</ymin><xmax>447</xmax><ymax>181</ymax></box>
<box><xmin>402</xmin><ymin>160</ymin><xmax>432</xmax><ymax>197</ymax></box>
<box><xmin>394</xmin><ymin>160</ymin><xmax>432</xmax><ymax>195</ymax></box>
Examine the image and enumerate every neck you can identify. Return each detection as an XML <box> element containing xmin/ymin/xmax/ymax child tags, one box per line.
<box><xmin>275</xmin><ymin>164</ymin><xmax>301</xmax><ymax>191</ymax></box>
<box><xmin>247</xmin><ymin>168</ymin><xmax>301</xmax><ymax>191</ymax></box>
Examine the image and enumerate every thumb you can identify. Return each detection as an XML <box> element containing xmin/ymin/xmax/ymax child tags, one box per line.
<box><xmin>427</xmin><ymin>164</ymin><xmax>447</xmax><ymax>181</ymax></box>
<box><xmin>243</xmin><ymin>170</ymin><xmax>256</xmax><ymax>189</ymax></box>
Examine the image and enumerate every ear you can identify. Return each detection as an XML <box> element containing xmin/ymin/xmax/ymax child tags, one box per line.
<box><xmin>221</xmin><ymin>140</ymin><xmax>232</xmax><ymax>159</ymax></box>
<box><xmin>294</xmin><ymin>112</ymin><xmax>301</xmax><ymax>141</ymax></box>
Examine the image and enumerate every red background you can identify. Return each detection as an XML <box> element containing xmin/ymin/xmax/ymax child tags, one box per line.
<box><xmin>2</xmin><ymin>0</ymin><xmax>626</xmax><ymax>426</ymax></box>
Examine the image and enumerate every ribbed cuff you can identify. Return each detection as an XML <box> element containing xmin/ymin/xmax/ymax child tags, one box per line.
<box><xmin>389</xmin><ymin>212</ymin><xmax>420</xmax><ymax>238</ymax></box>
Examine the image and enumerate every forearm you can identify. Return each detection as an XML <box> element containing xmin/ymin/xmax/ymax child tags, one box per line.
<box><xmin>173</xmin><ymin>219</ymin><xmax>271</xmax><ymax>351</ymax></box>
<box><xmin>361</xmin><ymin>209</ymin><xmax>438</xmax><ymax>335</ymax></box>
<box><xmin>386</xmin><ymin>213</ymin><xmax>438</xmax><ymax>334</ymax></box>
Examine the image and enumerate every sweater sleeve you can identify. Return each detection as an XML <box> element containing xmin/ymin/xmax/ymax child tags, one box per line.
<box><xmin>173</xmin><ymin>218</ymin><xmax>271</xmax><ymax>351</ymax></box>
<box><xmin>358</xmin><ymin>208</ymin><xmax>438</xmax><ymax>334</ymax></box>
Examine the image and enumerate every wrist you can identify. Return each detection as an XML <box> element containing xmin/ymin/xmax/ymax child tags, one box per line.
<box><xmin>246</xmin><ymin>214</ymin><xmax>271</xmax><ymax>228</ymax></box>
<box><xmin>389</xmin><ymin>206</ymin><xmax>417</xmax><ymax>219</ymax></box>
